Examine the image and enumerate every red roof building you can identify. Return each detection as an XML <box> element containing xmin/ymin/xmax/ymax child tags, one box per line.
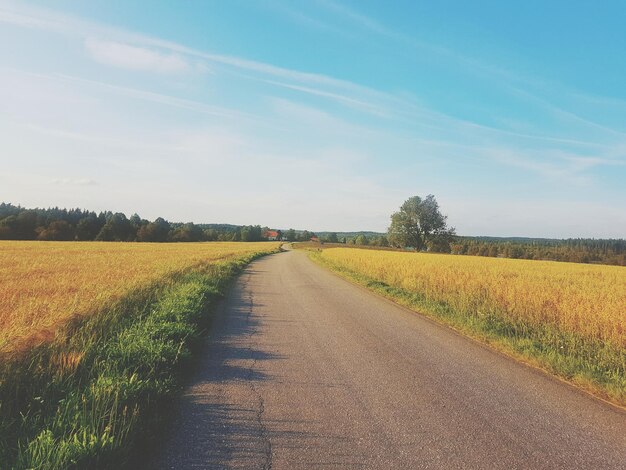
<box><xmin>264</xmin><ymin>230</ymin><xmax>280</xmax><ymax>240</ymax></box>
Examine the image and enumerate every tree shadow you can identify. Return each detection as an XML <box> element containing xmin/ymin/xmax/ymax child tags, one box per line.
<box><xmin>144</xmin><ymin>267</ymin><xmax>288</xmax><ymax>468</ymax></box>
<box><xmin>144</xmin><ymin>262</ymin><xmax>370</xmax><ymax>469</ymax></box>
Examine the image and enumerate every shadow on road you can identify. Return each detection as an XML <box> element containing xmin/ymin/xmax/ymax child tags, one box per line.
<box><xmin>146</xmin><ymin>266</ymin><xmax>301</xmax><ymax>469</ymax></box>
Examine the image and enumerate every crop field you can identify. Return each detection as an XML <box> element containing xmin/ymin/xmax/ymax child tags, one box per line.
<box><xmin>0</xmin><ymin>241</ymin><xmax>275</xmax><ymax>353</ymax></box>
<box><xmin>0</xmin><ymin>240</ymin><xmax>279</xmax><ymax>469</ymax></box>
<box><xmin>314</xmin><ymin>247</ymin><xmax>626</xmax><ymax>402</ymax></box>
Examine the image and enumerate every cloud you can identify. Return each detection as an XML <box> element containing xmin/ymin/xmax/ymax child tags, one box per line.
<box><xmin>317</xmin><ymin>0</ymin><xmax>396</xmax><ymax>37</ymax></box>
<box><xmin>6</xmin><ymin>0</ymin><xmax>620</xmax><ymax>149</ymax></box>
<box><xmin>84</xmin><ymin>38</ymin><xmax>191</xmax><ymax>74</ymax></box>
<box><xmin>16</xmin><ymin>69</ymin><xmax>250</xmax><ymax>120</ymax></box>
<box><xmin>263</xmin><ymin>80</ymin><xmax>389</xmax><ymax>117</ymax></box>
<box><xmin>49</xmin><ymin>178</ymin><xmax>97</xmax><ymax>186</ymax></box>
<box><xmin>316</xmin><ymin>0</ymin><xmax>626</xmax><ymax>146</ymax></box>
<box><xmin>1</xmin><ymin>0</ymin><xmax>625</xmax><ymax>236</ymax></box>
<box><xmin>484</xmin><ymin>148</ymin><xmax>601</xmax><ymax>185</ymax></box>
<box><xmin>0</xmin><ymin>2</ymin><xmax>395</xmax><ymax>108</ymax></box>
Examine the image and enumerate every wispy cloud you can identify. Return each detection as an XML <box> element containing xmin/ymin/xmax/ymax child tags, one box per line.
<box><xmin>30</xmin><ymin>70</ymin><xmax>250</xmax><ymax>120</ymax></box>
<box><xmin>505</xmin><ymin>86</ymin><xmax>626</xmax><ymax>142</ymax></box>
<box><xmin>0</xmin><ymin>2</ymin><xmax>399</xmax><ymax>116</ymax></box>
<box><xmin>1</xmin><ymin>0</ymin><xmax>624</xmax><ymax>235</ymax></box>
<box><xmin>84</xmin><ymin>38</ymin><xmax>193</xmax><ymax>74</ymax></box>
<box><xmin>264</xmin><ymin>1</ymin><xmax>349</xmax><ymax>36</ymax></box>
<box><xmin>485</xmin><ymin>148</ymin><xmax>603</xmax><ymax>185</ymax></box>
<box><xmin>3</xmin><ymin>0</ymin><xmax>617</xmax><ymax>150</ymax></box>
<box><xmin>317</xmin><ymin>0</ymin><xmax>397</xmax><ymax>37</ymax></box>
<box><xmin>3</xmin><ymin>1</ymin><xmax>623</xmax><ymax>162</ymax></box>
<box><xmin>263</xmin><ymin>79</ymin><xmax>389</xmax><ymax>117</ymax></box>
<box><xmin>49</xmin><ymin>177</ymin><xmax>97</xmax><ymax>186</ymax></box>
<box><xmin>315</xmin><ymin>0</ymin><xmax>626</xmax><ymax>147</ymax></box>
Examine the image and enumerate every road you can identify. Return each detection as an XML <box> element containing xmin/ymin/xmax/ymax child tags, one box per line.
<box><xmin>154</xmin><ymin>249</ymin><xmax>626</xmax><ymax>469</ymax></box>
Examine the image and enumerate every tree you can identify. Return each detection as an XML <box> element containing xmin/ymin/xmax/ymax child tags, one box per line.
<box><xmin>96</xmin><ymin>213</ymin><xmax>135</xmax><ymax>241</ymax></box>
<box><xmin>1</xmin><ymin>212</ymin><xmax>39</xmax><ymax>239</ymax></box>
<box><xmin>36</xmin><ymin>220</ymin><xmax>74</xmax><ymax>241</ymax></box>
<box><xmin>203</xmin><ymin>228</ymin><xmax>218</xmax><ymax>241</ymax></box>
<box><xmin>136</xmin><ymin>217</ymin><xmax>171</xmax><ymax>242</ymax></box>
<box><xmin>298</xmin><ymin>230</ymin><xmax>311</xmax><ymax>242</ymax></box>
<box><xmin>355</xmin><ymin>234</ymin><xmax>369</xmax><ymax>245</ymax></box>
<box><xmin>0</xmin><ymin>215</ymin><xmax>18</xmax><ymax>240</ymax></box>
<box><xmin>370</xmin><ymin>235</ymin><xmax>389</xmax><ymax>247</ymax></box>
<box><xmin>76</xmin><ymin>216</ymin><xmax>103</xmax><ymax>241</ymax></box>
<box><xmin>170</xmin><ymin>223</ymin><xmax>203</xmax><ymax>242</ymax></box>
<box><xmin>129</xmin><ymin>213</ymin><xmax>146</xmax><ymax>234</ymax></box>
<box><xmin>326</xmin><ymin>232</ymin><xmax>339</xmax><ymax>243</ymax></box>
<box><xmin>285</xmin><ymin>229</ymin><xmax>296</xmax><ymax>242</ymax></box>
<box><xmin>95</xmin><ymin>224</ymin><xmax>115</xmax><ymax>242</ymax></box>
<box><xmin>240</xmin><ymin>225</ymin><xmax>262</xmax><ymax>242</ymax></box>
<box><xmin>388</xmin><ymin>195</ymin><xmax>455</xmax><ymax>252</ymax></box>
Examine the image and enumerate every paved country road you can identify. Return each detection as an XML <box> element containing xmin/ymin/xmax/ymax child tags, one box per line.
<box><xmin>154</xmin><ymin>250</ymin><xmax>626</xmax><ymax>469</ymax></box>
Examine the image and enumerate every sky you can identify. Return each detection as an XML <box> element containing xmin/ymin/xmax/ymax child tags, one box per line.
<box><xmin>0</xmin><ymin>0</ymin><xmax>625</xmax><ymax>238</ymax></box>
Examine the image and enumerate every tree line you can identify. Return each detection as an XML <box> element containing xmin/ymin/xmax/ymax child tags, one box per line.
<box><xmin>279</xmin><ymin>229</ymin><xmax>323</xmax><ymax>242</ymax></box>
<box><xmin>317</xmin><ymin>195</ymin><xmax>626</xmax><ymax>266</ymax></box>
<box><xmin>451</xmin><ymin>237</ymin><xmax>626</xmax><ymax>266</ymax></box>
<box><xmin>318</xmin><ymin>232</ymin><xmax>391</xmax><ymax>247</ymax></box>
<box><xmin>3</xmin><ymin>200</ymin><xmax>623</xmax><ymax>265</ymax></box>
<box><xmin>0</xmin><ymin>203</ymin><xmax>271</xmax><ymax>242</ymax></box>
<box><xmin>384</xmin><ymin>195</ymin><xmax>625</xmax><ymax>265</ymax></box>
<box><xmin>317</xmin><ymin>232</ymin><xmax>625</xmax><ymax>266</ymax></box>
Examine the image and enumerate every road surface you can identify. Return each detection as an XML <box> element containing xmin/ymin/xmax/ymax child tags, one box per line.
<box><xmin>154</xmin><ymin>249</ymin><xmax>626</xmax><ymax>469</ymax></box>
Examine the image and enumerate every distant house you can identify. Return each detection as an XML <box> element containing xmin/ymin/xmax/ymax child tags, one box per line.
<box><xmin>310</xmin><ymin>236</ymin><xmax>320</xmax><ymax>242</ymax></box>
<box><xmin>264</xmin><ymin>230</ymin><xmax>280</xmax><ymax>241</ymax></box>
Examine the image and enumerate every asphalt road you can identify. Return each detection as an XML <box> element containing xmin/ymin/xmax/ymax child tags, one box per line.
<box><xmin>154</xmin><ymin>249</ymin><xmax>626</xmax><ymax>469</ymax></box>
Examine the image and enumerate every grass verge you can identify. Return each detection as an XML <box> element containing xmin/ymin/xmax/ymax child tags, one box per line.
<box><xmin>308</xmin><ymin>250</ymin><xmax>626</xmax><ymax>408</ymax></box>
<box><xmin>0</xmin><ymin>249</ymin><xmax>276</xmax><ymax>469</ymax></box>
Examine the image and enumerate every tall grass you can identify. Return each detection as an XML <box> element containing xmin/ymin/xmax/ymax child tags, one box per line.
<box><xmin>313</xmin><ymin>247</ymin><xmax>626</xmax><ymax>405</ymax></box>
<box><xmin>0</xmin><ymin>242</ymin><xmax>279</xmax><ymax>469</ymax></box>
<box><xmin>0</xmin><ymin>241</ymin><xmax>272</xmax><ymax>353</ymax></box>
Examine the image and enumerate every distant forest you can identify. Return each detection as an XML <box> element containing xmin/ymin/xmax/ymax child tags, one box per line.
<box><xmin>450</xmin><ymin>237</ymin><xmax>626</xmax><ymax>266</ymax></box>
<box><xmin>316</xmin><ymin>233</ymin><xmax>626</xmax><ymax>267</ymax></box>
<box><xmin>0</xmin><ymin>203</ymin><xmax>283</xmax><ymax>243</ymax></box>
<box><xmin>1</xmin><ymin>203</ymin><xmax>624</xmax><ymax>266</ymax></box>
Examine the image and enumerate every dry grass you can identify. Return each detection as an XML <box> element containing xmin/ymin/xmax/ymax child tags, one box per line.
<box><xmin>0</xmin><ymin>241</ymin><xmax>277</xmax><ymax>352</ymax></box>
<box><xmin>319</xmin><ymin>248</ymin><xmax>626</xmax><ymax>349</ymax></box>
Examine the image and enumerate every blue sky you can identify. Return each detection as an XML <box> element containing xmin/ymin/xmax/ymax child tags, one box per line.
<box><xmin>1</xmin><ymin>0</ymin><xmax>625</xmax><ymax>237</ymax></box>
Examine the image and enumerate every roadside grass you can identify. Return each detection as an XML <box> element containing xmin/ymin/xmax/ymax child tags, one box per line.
<box><xmin>306</xmin><ymin>248</ymin><xmax>626</xmax><ymax>407</ymax></box>
<box><xmin>0</xmin><ymin>248</ymin><xmax>277</xmax><ymax>469</ymax></box>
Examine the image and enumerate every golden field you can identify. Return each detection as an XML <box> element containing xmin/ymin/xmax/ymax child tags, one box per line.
<box><xmin>319</xmin><ymin>248</ymin><xmax>626</xmax><ymax>348</ymax></box>
<box><xmin>0</xmin><ymin>241</ymin><xmax>278</xmax><ymax>352</ymax></box>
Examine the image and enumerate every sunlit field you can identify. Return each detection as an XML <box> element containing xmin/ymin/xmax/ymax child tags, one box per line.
<box><xmin>318</xmin><ymin>248</ymin><xmax>626</xmax><ymax>349</ymax></box>
<box><xmin>314</xmin><ymin>246</ymin><xmax>626</xmax><ymax>403</ymax></box>
<box><xmin>0</xmin><ymin>241</ymin><xmax>278</xmax><ymax>352</ymax></box>
<box><xmin>0</xmin><ymin>240</ymin><xmax>279</xmax><ymax>468</ymax></box>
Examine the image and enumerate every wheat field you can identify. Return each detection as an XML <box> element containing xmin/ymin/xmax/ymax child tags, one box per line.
<box><xmin>0</xmin><ymin>241</ymin><xmax>277</xmax><ymax>352</ymax></box>
<box><xmin>319</xmin><ymin>248</ymin><xmax>626</xmax><ymax>348</ymax></box>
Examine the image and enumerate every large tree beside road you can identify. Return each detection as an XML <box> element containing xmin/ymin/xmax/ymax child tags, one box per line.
<box><xmin>388</xmin><ymin>195</ymin><xmax>456</xmax><ymax>252</ymax></box>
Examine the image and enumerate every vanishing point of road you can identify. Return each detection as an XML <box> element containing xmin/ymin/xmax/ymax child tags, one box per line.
<box><xmin>155</xmin><ymin>249</ymin><xmax>626</xmax><ymax>469</ymax></box>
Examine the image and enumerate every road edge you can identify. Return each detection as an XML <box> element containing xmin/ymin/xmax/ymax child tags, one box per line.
<box><xmin>302</xmin><ymin>249</ymin><xmax>626</xmax><ymax>413</ymax></box>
